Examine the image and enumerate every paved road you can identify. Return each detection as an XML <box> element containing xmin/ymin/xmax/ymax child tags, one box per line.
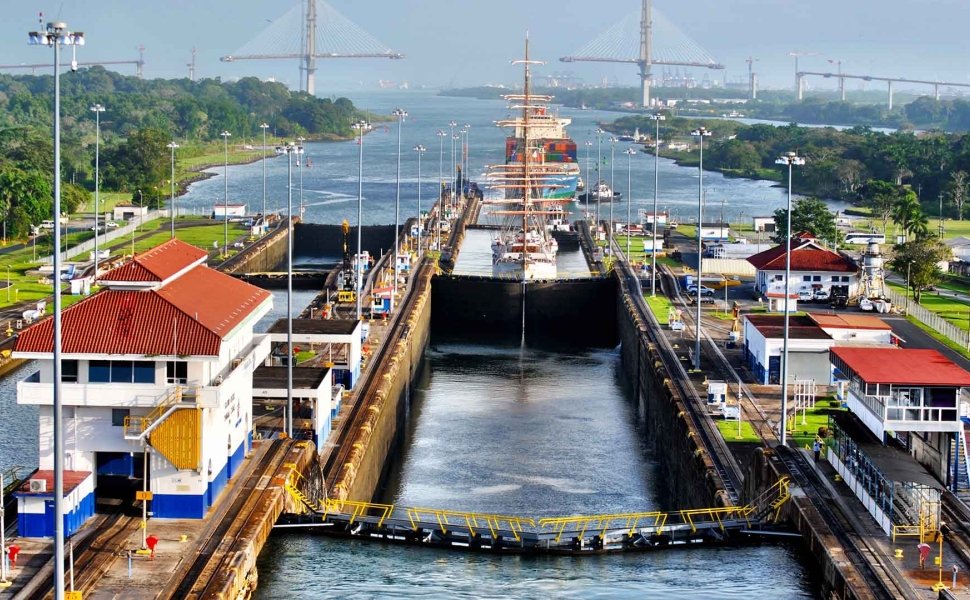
<box><xmin>882</xmin><ymin>315</ymin><xmax>970</xmax><ymax>371</ymax></box>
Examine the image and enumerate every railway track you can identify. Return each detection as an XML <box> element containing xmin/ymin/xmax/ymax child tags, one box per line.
<box><xmin>160</xmin><ymin>439</ymin><xmax>289</xmax><ymax>600</ymax></box>
<box><xmin>323</xmin><ymin>260</ymin><xmax>429</xmax><ymax>495</ymax></box>
<box><xmin>941</xmin><ymin>491</ymin><xmax>970</xmax><ymax>570</ymax></box>
<box><xmin>775</xmin><ymin>445</ymin><xmax>917</xmax><ymax>600</ymax></box>
<box><xmin>17</xmin><ymin>510</ymin><xmax>139</xmax><ymax>600</ymax></box>
<box><xmin>618</xmin><ymin>264</ymin><xmax>743</xmax><ymax>501</ymax></box>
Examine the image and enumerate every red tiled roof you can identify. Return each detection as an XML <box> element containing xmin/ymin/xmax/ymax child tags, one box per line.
<box><xmin>747</xmin><ymin>238</ymin><xmax>856</xmax><ymax>273</ymax></box>
<box><xmin>101</xmin><ymin>239</ymin><xmax>207</xmax><ymax>283</ymax></box>
<box><xmin>16</xmin><ymin>470</ymin><xmax>91</xmax><ymax>496</ymax></box>
<box><xmin>745</xmin><ymin>314</ymin><xmax>831</xmax><ymax>340</ymax></box>
<box><xmin>831</xmin><ymin>347</ymin><xmax>970</xmax><ymax>386</ymax></box>
<box><xmin>16</xmin><ymin>266</ymin><xmax>271</xmax><ymax>357</ymax></box>
<box><xmin>157</xmin><ymin>266</ymin><xmax>271</xmax><ymax>338</ymax></box>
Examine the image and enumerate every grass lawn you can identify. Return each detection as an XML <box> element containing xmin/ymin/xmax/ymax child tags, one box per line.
<box><xmin>78</xmin><ymin>191</ymin><xmax>132</xmax><ymax>214</ymax></box>
<box><xmin>116</xmin><ymin>222</ymin><xmax>249</xmax><ymax>255</ymax></box>
<box><xmin>656</xmin><ymin>255</ymin><xmax>681</xmax><ymax>269</ymax></box>
<box><xmin>644</xmin><ymin>294</ymin><xmax>675</xmax><ymax>322</ymax></box>
<box><xmin>788</xmin><ymin>407</ymin><xmax>840</xmax><ymax>449</ymax></box>
<box><xmin>716</xmin><ymin>419</ymin><xmax>761</xmax><ymax>443</ymax></box>
<box><xmin>887</xmin><ymin>281</ymin><xmax>970</xmax><ymax>332</ymax></box>
<box><xmin>905</xmin><ymin>316</ymin><xmax>970</xmax><ymax>360</ymax></box>
<box><xmin>932</xmin><ymin>218</ymin><xmax>970</xmax><ymax>240</ymax></box>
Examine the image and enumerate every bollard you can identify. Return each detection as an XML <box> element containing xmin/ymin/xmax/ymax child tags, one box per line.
<box><xmin>894</xmin><ymin>549</ymin><xmax>903</xmax><ymax>559</ymax></box>
<box><xmin>954</xmin><ymin>565</ymin><xmax>960</xmax><ymax>590</ymax></box>
<box><xmin>128</xmin><ymin>551</ymin><xmax>132</xmax><ymax>578</ymax></box>
<box><xmin>180</xmin><ymin>534</ymin><xmax>188</xmax><ymax>543</ymax></box>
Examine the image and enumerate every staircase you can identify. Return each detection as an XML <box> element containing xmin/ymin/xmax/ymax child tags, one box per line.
<box><xmin>953</xmin><ymin>421</ymin><xmax>970</xmax><ymax>501</ymax></box>
<box><xmin>123</xmin><ymin>387</ymin><xmax>202</xmax><ymax>471</ymax></box>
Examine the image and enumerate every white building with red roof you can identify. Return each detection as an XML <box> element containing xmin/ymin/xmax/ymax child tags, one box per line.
<box><xmin>14</xmin><ymin>239</ymin><xmax>273</xmax><ymax>533</ymax></box>
<box><xmin>747</xmin><ymin>234</ymin><xmax>859</xmax><ymax>307</ymax></box>
<box><xmin>830</xmin><ymin>346</ymin><xmax>970</xmax><ymax>483</ymax></box>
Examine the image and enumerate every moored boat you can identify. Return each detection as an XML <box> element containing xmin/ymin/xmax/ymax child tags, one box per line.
<box><xmin>578</xmin><ymin>180</ymin><xmax>621</xmax><ymax>204</ymax></box>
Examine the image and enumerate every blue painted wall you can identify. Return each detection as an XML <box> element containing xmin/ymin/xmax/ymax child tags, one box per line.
<box><xmin>17</xmin><ymin>491</ymin><xmax>94</xmax><ymax>538</ymax></box>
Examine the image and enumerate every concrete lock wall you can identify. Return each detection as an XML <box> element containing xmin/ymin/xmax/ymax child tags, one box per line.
<box><xmin>328</xmin><ymin>263</ymin><xmax>433</xmax><ymax>503</ymax></box>
<box><xmin>614</xmin><ymin>278</ymin><xmax>728</xmax><ymax>508</ymax></box>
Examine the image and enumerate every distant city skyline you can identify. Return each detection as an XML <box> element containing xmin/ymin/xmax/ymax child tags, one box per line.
<box><xmin>2</xmin><ymin>0</ymin><xmax>969</xmax><ymax>97</ymax></box>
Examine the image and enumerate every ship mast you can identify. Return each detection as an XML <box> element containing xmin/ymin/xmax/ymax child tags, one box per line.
<box><xmin>520</xmin><ymin>38</ymin><xmax>531</xmax><ymax>271</ymax></box>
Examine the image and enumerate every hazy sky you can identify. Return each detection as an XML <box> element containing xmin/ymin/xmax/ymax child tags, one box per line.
<box><xmin>2</xmin><ymin>0</ymin><xmax>969</xmax><ymax>95</ymax></box>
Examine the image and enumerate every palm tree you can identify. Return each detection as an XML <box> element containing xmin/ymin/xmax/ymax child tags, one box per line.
<box><xmin>891</xmin><ymin>191</ymin><xmax>928</xmax><ymax>242</ymax></box>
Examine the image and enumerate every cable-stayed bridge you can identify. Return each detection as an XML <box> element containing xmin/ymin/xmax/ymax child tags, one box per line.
<box><xmin>562</xmin><ymin>0</ymin><xmax>723</xmax><ymax>107</ymax></box>
<box><xmin>220</xmin><ymin>0</ymin><xmax>403</xmax><ymax>95</ymax></box>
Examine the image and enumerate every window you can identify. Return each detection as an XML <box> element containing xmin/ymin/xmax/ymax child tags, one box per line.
<box><xmin>111</xmin><ymin>408</ymin><xmax>129</xmax><ymax>427</ymax></box>
<box><xmin>132</xmin><ymin>362</ymin><xmax>155</xmax><ymax>384</ymax></box>
<box><xmin>166</xmin><ymin>361</ymin><xmax>188</xmax><ymax>385</ymax></box>
<box><xmin>89</xmin><ymin>360</ymin><xmax>110</xmax><ymax>383</ymax></box>
<box><xmin>803</xmin><ymin>275</ymin><xmax>812</xmax><ymax>282</ymax></box>
<box><xmin>88</xmin><ymin>360</ymin><xmax>156</xmax><ymax>384</ymax></box>
<box><xmin>62</xmin><ymin>360</ymin><xmax>78</xmax><ymax>383</ymax></box>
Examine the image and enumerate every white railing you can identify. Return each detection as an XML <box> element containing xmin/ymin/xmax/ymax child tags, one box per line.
<box><xmin>886</xmin><ymin>287</ymin><xmax>970</xmax><ymax>350</ymax></box>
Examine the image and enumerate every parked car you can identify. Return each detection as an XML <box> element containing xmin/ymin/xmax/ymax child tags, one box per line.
<box><xmin>814</xmin><ymin>289</ymin><xmax>831</xmax><ymax>302</ymax></box>
<box><xmin>106</xmin><ymin>221</ymin><xmax>119</xmax><ymax>228</ymax></box>
<box><xmin>688</xmin><ymin>284</ymin><xmax>715</xmax><ymax>297</ymax></box>
<box><xmin>797</xmin><ymin>289</ymin><xmax>813</xmax><ymax>301</ymax></box>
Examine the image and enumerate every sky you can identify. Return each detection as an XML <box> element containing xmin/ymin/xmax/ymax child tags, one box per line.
<box><xmin>2</xmin><ymin>0</ymin><xmax>970</xmax><ymax>96</ymax></box>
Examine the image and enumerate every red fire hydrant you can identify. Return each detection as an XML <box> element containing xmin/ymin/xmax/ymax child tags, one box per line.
<box><xmin>7</xmin><ymin>545</ymin><xmax>19</xmax><ymax>568</ymax></box>
<box><xmin>145</xmin><ymin>535</ymin><xmax>159</xmax><ymax>560</ymax></box>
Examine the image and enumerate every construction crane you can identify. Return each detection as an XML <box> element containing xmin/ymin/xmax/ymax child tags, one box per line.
<box><xmin>220</xmin><ymin>0</ymin><xmax>403</xmax><ymax>95</ymax></box>
<box><xmin>561</xmin><ymin>0</ymin><xmax>724</xmax><ymax>108</ymax></box>
<box><xmin>0</xmin><ymin>45</ymin><xmax>145</xmax><ymax>78</ymax></box>
<box><xmin>787</xmin><ymin>51</ymin><xmax>818</xmax><ymax>96</ymax></box>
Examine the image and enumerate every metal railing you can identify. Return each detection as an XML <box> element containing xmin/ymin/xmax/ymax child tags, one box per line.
<box><xmin>122</xmin><ymin>385</ymin><xmax>195</xmax><ymax>437</ymax></box>
<box><xmin>886</xmin><ymin>287</ymin><xmax>970</xmax><ymax>349</ymax></box>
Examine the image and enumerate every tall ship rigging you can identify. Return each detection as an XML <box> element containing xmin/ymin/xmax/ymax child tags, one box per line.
<box><xmin>486</xmin><ymin>39</ymin><xmax>564</xmax><ymax>281</ymax></box>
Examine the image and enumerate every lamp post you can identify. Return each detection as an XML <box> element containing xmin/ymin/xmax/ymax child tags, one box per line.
<box><xmin>279</xmin><ymin>142</ymin><xmax>303</xmax><ymax>438</ymax></box>
<box><xmin>774</xmin><ymin>151</ymin><xmax>805</xmax><ymax>446</ymax></box>
<box><xmin>435</xmin><ymin>130</ymin><xmax>447</xmax><ymax>248</ymax></box>
<box><xmin>220</xmin><ymin>130</ymin><xmax>231</xmax><ymax>255</ymax></box>
<box><xmin>5</xmin><ymin>265</ymin><xmax>9</xmax><ymax>303</ymax></box>
<box><xmin>448</xmin><ymin>121</ymin><xmax>458</xmax><ymax>205</ymax></box>
<box><xmin>297</xmin><ymin>136</ymin><xmax>306</xmax><ymax>220</ymax></box>
<box><xmin>691</xmin><ymin>127</ymin><xmax>712</xmax><ymax>371</ymax></box>
<box><xmin>391</xmin><ymin>109</ymin><xmax>407</xmax><ymax>314</ymax></box>
<box><xmin>260</xmin><ymin>123</ymin><xmax>269</xmax><ymax>223</ymax></box>
<box><xmin>596</xmin><ymin>129</ymin><xmax>604</xmax><ymax>231</ymax></box>
<box><xmin>29</xmin><ymin>20</ymin><xmax>84</xmax><ymax>600</ymax></box>
<box><xmin>649</xmin><ymin>113</ymin><xmax>665</xmax><ymax>296</ymax></box>
<box><xmin>624</xmin><ymin>147</ymin><xmax>637</xmax><ymax>260</ymax></box>
<box><xmin>609</xmin><ymin>137</ymin><xmax>617</xmax><ymax>252</ymax></box>
<box><xmin>166</xmin><ymin>142</ymin><xmax>179</xmax><ymax>239</ymax></box>
<box><xmin>90</xmin><ymin>104</ymin><xmax>104</xmax><ymax>278</ymax></box>
<box><xmin>414</xmin><ymin>144</ymin><xmax>426</xmax><ymax>254</ymax></box>
<box><xmin>583</xmin><ymin>140</ymin><xmax>593</xmax><ymax>221</ymax></box>
<box><xmin>352</xmin><ymin>121</ymin><xmax>371</xmax><ymax>320</ymax></box>
<box><xmin>462</xmin><ymin>124</ymin><xmax>471</xmax><ymax>193</ymax></box>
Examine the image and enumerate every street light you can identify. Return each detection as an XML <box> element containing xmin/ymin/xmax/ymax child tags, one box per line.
<box><xmin>596</xmin><ymin>129</ymin><xmax>604</xmax><ymax>232</ymax></box>
<box><xmin>166</xmin><ymin>142</ymin><xmax>179</xmax><ymax>238</ymax></box>
<box><xmin>649</xmin><ymin>113</ymin><xmax>666</xmax><ymax>296</ymax></box>
<box><xmin>691</xmin><ymin>127</ymin><xmax>712</xmax><ymax>371</ymax></box>
<box><xmin>90</xmin><ymin>103</ymin><xmax>104</xmax><ymax>278</ymax></box>
<box><xmin>583</xmin><ymin>140</ymin><xmax>593</xmax><ymax>221</ymax></box>
<box><xmin>391</xmin><ymin>108</ymin><xmax>407</xmax><ymax>315</ymax></box>
<box><xmin>609</xmin><ymin>137</ymin><xmax>618</xmax><ymax>251</ymax></box>
<box><xmin>448</xmin><ymin>120</ymin><xmax>458</xmax><ymax>206</ymax></box>
<box><xmin>260</xmin><ymin>123</ymin><xmax>269</xmax><ymax>223</ymax></box>
<box><xmin>625</xmin><ymin>147</ymin><xmax>637</xmax><ymax>260</ymax></box>
<box><xmin>774</xmin><ymin>151</ymin><xmax>805</xmax><ymax>446</ymax></box>
<box><xmin>413</xmin><ymin>144</ymin><xmax>427</xmax><ymax>255</ymax></box>
<box><xmin>278</xmin><ymin>142</ymin><xmax>303</xmax><ymax>438</ymax></box>
<box><xmin>297</xmin><ymin>136</ymin><xmax>306</xmax><ymax>220</ymax></box>
<box><xmin>29</xmin><ymin>20</ymin><xmax>84</xmax><ymax>600</ymax></box>
<box><xmin>220</xmin><ymin>130</ymin><xmax>231</xmax><ymax>256</ymax></box>
<box><xmin>352</xmin><ymin>121</ymin><xmax>371</xmax><ymax>320</ymax></box>
<box><xmin>462</xmin><ymin>124</ymin><xmax>471</xmax><ymax>193</ymax></box>
<box><xmin>435</xmin><ymin>130</ymin><xmax>447</xmax><ymax>248</ymax></box>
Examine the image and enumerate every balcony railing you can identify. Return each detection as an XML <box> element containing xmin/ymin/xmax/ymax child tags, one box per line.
<box><xmin>858</xmin><ymin>392</ymin><xmax>959</xmax><ymax>426</ymax></box>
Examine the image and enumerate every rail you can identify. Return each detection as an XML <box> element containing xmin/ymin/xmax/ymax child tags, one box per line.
<box><xmin>122</xmin><ymin>386</ymin><xmax>194</xmax><ymax>438</ymax></box>
<box><xmin>614</xmin><ymin>259</ymin><xmax>744</xmax><ymax>502</ymax></box>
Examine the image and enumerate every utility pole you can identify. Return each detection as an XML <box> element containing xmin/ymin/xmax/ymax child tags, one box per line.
<box><xmin>745</xmin><ymin>56</ymin><xmax>758</xmax><ymax>100</ymax></box>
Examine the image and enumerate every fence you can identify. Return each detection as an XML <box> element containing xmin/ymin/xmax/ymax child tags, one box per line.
<box><xmin>885</xmin><ymin>287</ymin><xmax>970</xmax><ymax>350</ymax></box>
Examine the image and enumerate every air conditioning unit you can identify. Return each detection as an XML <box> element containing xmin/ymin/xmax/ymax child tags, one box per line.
<box><xmin>28</xmin><ymin>479</ymin><xmax>47</xmax><ymax>493</ymax></box>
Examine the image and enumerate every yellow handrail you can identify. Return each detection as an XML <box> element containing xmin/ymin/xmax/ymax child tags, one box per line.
<box><xmin>122</xmin><ymin>386</ymin><xmax>193</xmax><ymax>437</ymax></box>
<box><xmin>405</xmin><ymin>507</ymin><xmax>535</xmax><ymax>542</ymax></box>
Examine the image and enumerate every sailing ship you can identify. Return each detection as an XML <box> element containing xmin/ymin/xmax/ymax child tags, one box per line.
<box><xmin>485</xmin><ymin>39</ymin><xmax>563</xmax><ymax>281</ymax></box>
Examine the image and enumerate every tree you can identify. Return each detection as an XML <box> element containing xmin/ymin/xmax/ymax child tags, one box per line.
<box><xmin>890</xmin><ymin>187</ymin><xmax>928</xmax><ymax>241</ymax></box>
<box><xmin>0</xmin><ymin>166</ymin><xmax>52</xmax><ymax>238</ymax></box>
<box><xmin>951</xmin><ymin>170</ymin><xmax>968</xmax><ymax>220</ymax></box>
<box><xmin>772</xmin><ymin>197</ymin><xmax>838</xmax><ymax>244</ymax></box>
<box><xmin>859</xmin><ymin>179</ymin><xmax>901</xmax><ymax>234</ymax></box>
<box><xmin>890</xmin><ymin>237</ymin><xmax>948</xmax><ymax>302</ymax></box>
